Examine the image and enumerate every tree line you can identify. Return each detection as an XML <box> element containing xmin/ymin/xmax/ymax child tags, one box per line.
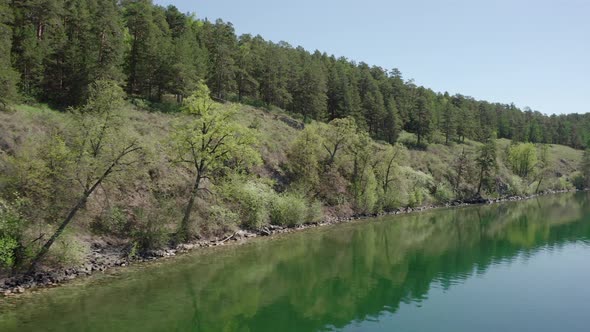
<box><xmin>1</xmin><ymin>0</ymin><xmax>589</xmax><ymax>148</ymax></box>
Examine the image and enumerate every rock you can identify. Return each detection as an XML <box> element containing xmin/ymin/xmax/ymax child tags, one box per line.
<box><xmin>177</xmin><ymin>243</ymin><xmax>195</xmax><ymax>251</ymax></box>
<box><xmin>278</xmin><ymin>116</ymin><xmax>304</xmax><ymax>130</ymax></box>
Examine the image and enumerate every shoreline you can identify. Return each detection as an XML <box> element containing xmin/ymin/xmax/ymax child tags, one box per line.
<box><xmin>0</xmin><ymin>188</ymin><xmax>580</xmax><ymax>297</ymax></box>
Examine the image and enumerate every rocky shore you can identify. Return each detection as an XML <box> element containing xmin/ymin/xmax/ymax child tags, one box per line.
<box><xmin>0</xmin><ymin>189</ymin><xmax>578</xmax><ymax>296</ymax></box>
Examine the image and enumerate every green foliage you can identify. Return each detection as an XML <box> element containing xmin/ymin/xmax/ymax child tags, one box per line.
<box><xmin>581</xmin><ymin>149</ymin><xmax>590</xmax><ymax>189</ymax></box>
<box><xmin>269</xmin><ymin>193</ymin><xmax>324</xmax><ymax>226</ymax></box>
<box><xmin>222</xmin><ymin>180</ymin><xmax>274</xmax><ymax>229</ymax></box>
<box><xmin>476</xmin><ymin>136</ymin><xmax>498</xmax><ymax>195</ymax></box>
<box><xmin>354</xmin><ymin>167</ymin><xmax>379</xmax><ymax>214</ymax></box>
<box><xmin>320</xmin><ymin>117</ymin><xmax>358</xmax><ymax>166</ymax></box>
<box><xmin>349</xmin><ymin>131</ymin><xmax>378</xmax><ymax>214</ymax></box>
<box><xmin>4</xmin><ymin>79</ymin><xmax>143</xmax><ymax>269</ymax></box>
<box><xmin>270</xmin><ymin>193</ymin><xmax>308</xmax><ymax>227</ymax></box>
<box><xmin>402</xmin><ymin>167</ymin><xmax>434</xmax><ymax>207</ymax></box>
<box><xmin>504</xmin><ymin>173</ymin><xmax>527</xmax><ymax>196</ymax></box>
<box><xmin>0</xmin><ymin>0</ymin><xmax>19</xmax><ymax>105</ymax></box>
<box><xmin>374</xmin><ymin>143</ymin><xmax>407</xmax><ymax>197</ymax></box>
<box><xmin>286</xmin><ymin>126</ymin><xmax>322</xmax><ymax>193</ymax></box>
<box><xmin>408</xmin><ymin>95</ymin><xmax>432</xmax><ymax>146</ymax></box>
<box><xmin>48</xmin><ymin>234</ymin><xmax>89</xmax><ymax>267</ymax></box>
<box><xmin>1</xmin><ymin>0</ymin><xmax>589</xmax><ymax>271</ymax></box>
<box><xmin>206</xmin><ymin>205</ymin><xmax>240</xmax><ymax>235</ymax></box>
<box><xmin>306</xmin><ymin>200</ymin><xmax>324</xmax><ymax>224</ymax></box>
<box><xmin>508</xmin><ymin>143</ymin><xmax>538</xmax><ymax>178</ymax></box>
<box><xmin>171</xmin><ymin>82</ymin><xmax>261</xmax><ymax>238</ymax></box>
<box><xmin>0</xmin><ymin>237</ymin><xmax>18</xmax><ymax>268</ymax></box>
<box><xmin>93</xmin><ymin>206</ymin><xmax>128</xmax><ymax>236</ymax></box>
<box><xmin>572</xmin><ymin>172</ymin><xmax>586</xmax><ymax>191</ymax></box>
<box><xmin>441</xmin><ymin>100</ymin><xmax>457</xmax><ymax>145</ymax></box>
<box><xmin>0</xmin><ymin>198</ymin><xmax>25</xmax><ymax>269</ymax></box>
<box><xmin>172</xmin><ymin>83</ymin><xmax>261</xmax><ymax>171</ymax></box>
<box><xmin>130</xmin><ymin>207</ymin><xmax>170</xmax><ymax>252</ymax></box>
<box><xmin>1</xmin><ymin>0</ymin><xmax>589</xmax><ymax>150</ymax></box>
<box><xmin>408</xmin><ymin>188</ymin><xmax>425</xmax><ymax>208</ymax></box>
<box><xmin>433</xmin><ymin>182</ymin><xmax>455</xmax><ymax>203</ymax></box>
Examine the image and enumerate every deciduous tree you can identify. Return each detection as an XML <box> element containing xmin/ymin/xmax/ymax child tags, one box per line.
<box><xmin>170</xmin><ymin>82</ymin><xmax>260</xmax><ymax>239</ymax></box>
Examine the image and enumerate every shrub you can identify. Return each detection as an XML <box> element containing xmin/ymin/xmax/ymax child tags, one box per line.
<box><xmin>434</xmin><ymin>182</ymin><xmax>455</xmax><ymax>203</ymax></box>
<box><xmin>205</xmin><ymin>205</ymin><xmax>240</xmax><ymax>236</ymax></box>
<box><xmin>571</xmin><ymin>172</ymin><xmax>585</xmax><ymax>190</ymax></box>
<box><xmin>0</xmin><ymin>198</ymin><xmax>25</xmax><ymax>269</ymax></box>
<box><xmin>504</xmin><ymin>174</ymin><xmax>527</xmax><ymax>196</ymax></box>
<box><xmin>401</xmin><ymin>167</ymin><xmax>434</xmax><ymax>207</ymax></box>
<box><xmin>560</xmin><ymin>176</ymin><xmax>574</xmax><ymax>190</ymax></box>
<box><xmin>130</xmin><ymin>207</ymin><xmax>170</xmax><ymax>252</ymax></box>
<box><xmin>0</xmin><ymin>237</ymin><xmax>18</xmax><ymax>268</ymax></box>
<box><xmin>354</xmin><ymin>168</ymin><xmax>379</xmax><ymax>214</ymax></box>
<box><xmin>92</xmin><ymin>206</ymin><xmax>128</xmax><ymax>236</ymax></box>
<box><xmin>306</xmin><ymin>200</ymin><xmax>324</xmax><ymax>224</ymax></box>
<box><xmin>49</xmin><ymin>234</ymin><xmax>89</xmax><ymax>267</ymax></box>
<box><xmin>223</xmin><ymin>180</ymin><xmax>275</xmax><ymax>229</ymax></box>
<box><xmin>381</xmin><ymin>193</ymin><xmax>402</xmax><ymax>212</ymax></box>
<box><xmin>270</xmin><ymin>193</ymin><xmax>308</xmax><ymax>227</ymax></box>
<box><xmin>508</xmin><ymin>143</ymin><xmax>538</xmax><ymax>178</ymax></box>
<box><xmin>318</xmin><ymin>165</ymin><xmax>349</xmax><ymax>206</ymax></box>
<box><xmin>408</xmin><ymin>188</ymin><xmax>425</xmax><ymax>208</ymax></box>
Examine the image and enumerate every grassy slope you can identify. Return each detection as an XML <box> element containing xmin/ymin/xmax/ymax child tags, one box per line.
<box><xmin>0</xmin><ymin>102</ymin><xmax>584</xmax><ymax>268</ymax></box>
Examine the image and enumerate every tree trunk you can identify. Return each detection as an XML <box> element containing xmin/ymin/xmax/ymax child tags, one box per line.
<box><xmin>27</xmin><ymin>193</ymin><xmax>89</xmax><ymax>274</ymax></box>
<box><xmin>181</xmin><ymin>174</ymin><xmax>201</xmax><ymax>240</ymax></box>
<box><xmin>27</xmin><ymin>143</ymin><xmax>140</xmax><ymax>274</ymax></box>
<box><xmin>477</xmin><ymin>168</ymin><xmax>484</xmax><ymax>195</ymax></box>
<box><xmin>535</xmin><ymin>176</ymin><xmax>543</xmax><ymax>194</ymax></box>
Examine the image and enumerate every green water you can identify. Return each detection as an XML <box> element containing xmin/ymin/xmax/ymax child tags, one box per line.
<box><xmin>2</xmin><ymin>192</ymin><xmax>590</xmax><ymax>332</ymax></box>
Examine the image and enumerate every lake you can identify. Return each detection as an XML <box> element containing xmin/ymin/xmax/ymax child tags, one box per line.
<box><xmin>1</xmin><ymin>192</ymin><xmax>590</xmax><ymax>332</ymax></box>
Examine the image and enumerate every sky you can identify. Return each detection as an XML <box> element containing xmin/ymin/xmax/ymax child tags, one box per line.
<box><xmin>154</xmin><ymin>0</ymin><xmax>590</xmax><ymax>115</ymax></box>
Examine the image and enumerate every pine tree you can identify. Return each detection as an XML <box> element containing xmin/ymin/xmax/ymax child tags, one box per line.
<box><xmin>456</xmin><ymin>107</ymin><xmax>474</xmax><ymax>143</ymax></box>
<box><xmin>358</xmin><ymin>65</ymin><xmax>385</xmax><ymax>136</ymax></box>
<box><xmin>326</xmin><ymin>59</ymin><xmax>353</xmax><ymax>120</ymax></box>
<box><xmin>11</xmin><ymin>0</ymin><xmax>63</xmax><ymax>98</ymax></box>
<box><xmin>202</xmin><ymin>19</ymin><xmax>237</xmax><ymax>100</ymax></box>
<box><xmin>441</xmin><ymin>100</ymin><xmax>456</xmax><ymax>145</ymax></box>
<box><xmin>0</xmin><ymin>0</ymin><xmax>19</xmax><ymax>104</ymax></box>
<box><xmin>169</xmin><ymin>22</ymin><xmax>206</xmax><ymax>103</ymax></box>
<box><xmin>476</xmin><ymin>134</ymin><xmax>497</xmax><ymax>195</ymax></box>
<box><xmin>256</xmin><ymin>41</ymin><xmax>291</xmax><ymax>108</ymax></box>
<box><xmin>291</xmin><ymin>57</ymin><xmax>327</xmax><ymax>121</ymax></box>
<box><xmin>92</xmin><ymin>0</ymin><xmax>126</xmax><ymax>82</ymax></box>
<box><xmin>409</xmin><ymin>95</ymin><xmax>432</xmax><ymax>146</ymax></box>
<box><xmin>124</xmin><ymin>0</ymin><xmax>168</xmax><ymax>99</ymax></box>
<box><xmin>382</xmin><ymin>97</ymin><xmax>402</xmax><ymax>144</ymax></box>
<box><xmin>235</xmin><ymin>34</ymin><xmax>259</xmax><ymax>102</ymax></box>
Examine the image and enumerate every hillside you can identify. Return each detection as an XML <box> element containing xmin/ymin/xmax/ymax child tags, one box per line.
<box><xmin>2</xmin><ymin>1</ymin><xmax>590</xmax><ymax>151</ymax></box>
<box><xmin>0</xmin><ymin>85</ymin><xmax>586</xmax><ymax>278</ymax></box>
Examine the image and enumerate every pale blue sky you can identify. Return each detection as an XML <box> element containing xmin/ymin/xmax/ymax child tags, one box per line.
<box><xmin>155</xmin><ymin>0</ymin><xmax>590</xmax><ymax>115</ymax></box>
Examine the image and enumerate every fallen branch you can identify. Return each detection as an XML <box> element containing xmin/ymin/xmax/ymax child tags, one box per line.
<box><xmin>216</xmin><ymin>232</ymin><xmax>237</xmax><ymax>244</ymax></box>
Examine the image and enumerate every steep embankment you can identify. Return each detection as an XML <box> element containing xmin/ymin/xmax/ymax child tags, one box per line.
<box><xmin>0</xmin><ymin>102</ymin><xmax>584</xmax><ymax>293</ymax></box>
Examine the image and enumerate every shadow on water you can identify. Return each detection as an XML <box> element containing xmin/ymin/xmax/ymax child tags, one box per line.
<box><xmin>1</xmin><ymin>192</ymin><xmax>590</xmax><ymax>332</ymax></box>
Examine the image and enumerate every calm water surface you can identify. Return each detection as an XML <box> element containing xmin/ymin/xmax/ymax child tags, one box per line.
<box><xmin>1</xmin><ymin>192</ymin><xmax>590</xmax><ymax>332</ymax></box>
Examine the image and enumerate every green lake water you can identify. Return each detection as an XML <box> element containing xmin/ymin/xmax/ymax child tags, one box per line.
<box><xmin>1</xmin><ymin>192</ymin><xmax>590</xmax><ymax>332</ymax></box>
